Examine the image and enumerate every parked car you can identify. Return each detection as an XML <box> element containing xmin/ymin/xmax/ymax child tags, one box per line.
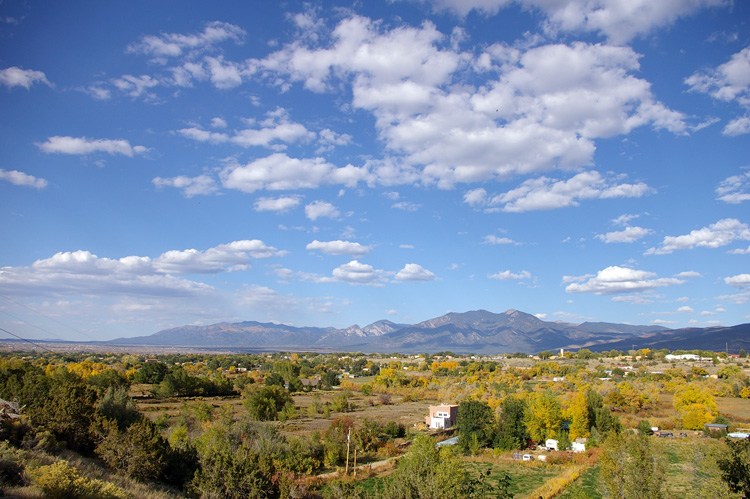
<box><xmin>522</xmin><ymin>454</ymin><xmax>535</xmax><ymax>461</ymax></box>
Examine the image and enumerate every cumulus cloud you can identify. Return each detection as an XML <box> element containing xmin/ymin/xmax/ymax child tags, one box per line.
<box><xmin>0</xmin><ymin>66</ymin><xmax>51</xmax><ymax>89</ymax></box>
<box><xmin>254</xmin><ymin>196</ymin><xmax>301</xmax><ymax>213</ymax></box>
<box><xmin>596</xmin><ymin>226</ymin><xmax>652</xmax><ymax>243</ymax></box>
<box><xmin>427</xmin><ymin>0</ymin><xmax>726</xmax><ymax>43</ymax></box>
<box><xmin>723</xmin><ymin>116</ymin><xmax>750</xmax><ymax>136</ymax></box>
<box><xmin>686</xmin><ymin>46</ymin><xmax>750</xmax><ymax>107</ymax></box>
<box><xmin>645</xmin><ymin>218</ymin><xmax>750</xmax><ymax>255</ymax></box>
<box><xmin>724</xmin><ymin>274</ymin><xmax>750</xmax><ymax>288</ymax></box>
<box><xmin>304</xmin><ymin>200</ymin><xmax>340</xmax><ymax>221</ymax></box>
<box><xmin>153</xmin><ymin>175</ymin><xmax>219</xmax><ymax>197</ymax></box>
<box><xmin>472</xmin><ymin>171</ymin><xmax>651</xmax><ymax>213</ymax></box>
<box><xmin>395</xmin><ymin>263</ymin><xmax>436</xmax><ymax>281</ymax></box>
<box><xmin>221</xmin><ymin>153</ymin><xmax>368</xmax><ymax>193</ymax></box>
<box><xmin>255</xmin><ymin>17</ymin><xmax>687</xmax><ymax>188</ymax></box>
<box><xmin>0</xmin><ymin>169</ymin><xmax>47</xmax><ymax>189</ymax></box>
<box><xmin>675</xmin><ymin>271</ymin><xmax>701</xmax><ymax>278</ymax></box>
<box><xmin>489</xmin><ymin>270</ymin><xmax>531</xmax><ymax>280</ymax></box>
<box><xmin>306</xmin><ymin>240</ymin><xmax>371</xmax><ymax>257</ymax></box>
<box><xmin>37</xmin><ymin>136</ymin><xmax>149</xmax><ymax>157</ymax></box>
<box><xmin>565</xmin><ymin>265</ymin><xmax>684</xmax><ymax>295</ymax></box>
<box><xmin>331</xmin><ymin>260</ymin><xmax>388</xmax><ymax>285</ymax></box>
<box><xmin>0</xmin><ymin>240</ymin><xmax>284</xmax><ymax>299</ymax></box>
<box><xmin>716</xmin><ymin>169</ymin><xmax>750</xmax><ymax>204</ymax></box>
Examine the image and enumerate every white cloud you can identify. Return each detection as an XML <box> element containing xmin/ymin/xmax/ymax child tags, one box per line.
<box><xmin>489</xmin><ymin>270</ymin><xmax>531</xmax><ymax>280</ymax></box>
<box><xmin>0</xmin><ymin>169</ymin><xmax>47</xmax><ymax>189</ymax></box>
<box><xmin>535</xmin><ymin>313</ymin><xmax>547</xmax><ymax>319</ymax></box>
<box><xmin>485</xmin><ymin>171</ymin><xmax>651</xmax><ymax>213</ymax></box>
<box><xmin>686</xmin><ymin>46</ymin><xmax>750</xmax><ymax>107</ymax></box>
<box><xmin>675</xmin><ymin>271</ymin><xmax>701</xmax><ymax>278</ymax></box>
<box><xmin>220</xmin><ymin>153</ymin><xmax>368</xmax><ymax>192</ymax></box>
<box><xmin>210</xmin><ymin>117</ymin><xmax>227</xmax><ymax>129</ymax></box>
<box><xmin>256</xmin><ymin>18</ymin><xmax>687</xmax><ymax>188</ymax></box>
<box><xmin>677</xmin><ymin>305</ymin><xmax>694</xmax><ymax>313</ymax></box>
<box><xmin>111</xmin><ymin>74</ymin><xmax>160</xmax><ymax>99</ymax></box>
<box><xmin>152</xmin><ymin>175</ymin><xmax>219</xmax><ymax>197</ymax></box>
<box><xmin>723</xmin><ymin>116</ymin><xmax>750</xmax><ymax>136</ymax></box>
<box><xmin>484</xmin><ymin>235</ymin><xmax>517</xmax><ymax>245</ymax></box>
<box><xmin>127</xmin><ymin>21</ymin><xmax>246</xmax><ymax>60</ymax></box>
<box><xmin>205</xmin><ymin>56</ymin><xmax>244</xmax><ymax>89</ymax></box>
<box><xmin>463</xmin><ymin>188</ymin><xmax>487</xmax><ymax>207</ymax></box>
<box><xmin>254</xmin><ymin>196</ymin><xmax>301</xmax><ymax>213</ymax></box>
<box><xmin>0</xmin><ymin>66</ymin><xmax>51</xmax><ymax>89</ymax></box>
<box><xmin>0</xmin><ymin>240</ymin><xmax>283</xmax><ymax>299</ymax></box>
<box><xmin>725</xmin><ymin>274</ymin><xmax>750</xmax><ymax>288</ymax></box>
<box><xmin>611</xmin><ymin>294</ymin><xmax>656</xmax><ymax>304</ymax></box>
<box><xmin>177</xmin><ymin>109</ymin><xmax>315</xmax><ymax>148</ymax></box>
<box><xmin>304</xmin><ymin>200</ymin><xmax>340</xmax><ymax>220</ymax></box>
<box><xmin>596</xmin><ymin>226</ymin><xmax>652</xmax><ymax>243</ymax></box>
<box><xmin>565</xmin><ymin>265</ymin><xmax>684</xmax><ymax>295</ymax></box>
<box><xmin>37</xmin><ymin>136</ymin><xmax>149</xmax><ymax>157</ymax></box>
<box><xmin>716</xmin><ymin>169</ymin><xmax>750</xmax><ymax>204</ymax></box>
<box><xmin>728</xmin><ymin>246</ymin><xmax>750</xmax><ymax>255</ymax></box>
<box><xmin>428</xmin><ymin>0</ymin><xmax>726</xmax><ymax>43</ymax></box>
<box><xmin>645</xmin><ymin>218</ymin><xmax>750</xmax><ymax>255</ymax></box>
<box><xmin>392</xmin><ymin>201</ymin><xmax>421</xmax><ymax>211</ymax></box>
<box><xmin>395</xmin><ymin>263</ymin><xmax>436</xmax><ymax>282</ymax></box>
<box><xmin>306</xmin><ymin>240</ymin><xmax>371</xmax><ymax>257</ymax></box>
<box><xmin>331</xmin><ymin>260</ymin><xmax>388</xmax><ymax>286</ymax></box>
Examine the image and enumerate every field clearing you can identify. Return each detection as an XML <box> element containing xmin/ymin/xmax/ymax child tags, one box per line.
<box><xmin>135</xmin><ymin>386</ymin><xmax>435</xmax><ymax>437</ymax></box>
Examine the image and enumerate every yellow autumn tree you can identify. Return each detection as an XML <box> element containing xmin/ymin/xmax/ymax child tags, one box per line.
<box><xmin>565</xmin><ymin>392</ymin><xmax>590</xmax><ymax>440</ymax></box>
<box><xmin>524</xmin><ymin>390</ymin><xmax>562</xmax><ymax>441</ymax></box>
<box><xmin>673</xmin><ymin>384</ymin><xmax>718</xmax><ymax>430</ymax></box>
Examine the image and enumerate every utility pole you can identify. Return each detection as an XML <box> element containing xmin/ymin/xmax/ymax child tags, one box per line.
<box><xmin>345</xmin><ymin>428</ymin><xmax>351</xmax><ymax>476</ymax></box>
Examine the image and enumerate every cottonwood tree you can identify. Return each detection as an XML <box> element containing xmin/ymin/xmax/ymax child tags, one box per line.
<box><xmin>458</xmin><ymin>399</ymin><xmax>495</xmax><ymax>454</ymax></box>
<box><xmin>524</xmin><ymin>390</ymin><xmax>562</xmax><ymax>442</ymax></box>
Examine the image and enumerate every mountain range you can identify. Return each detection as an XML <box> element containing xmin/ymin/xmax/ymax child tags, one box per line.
<box><xmin>110</xmin><ymin>309</ymin><xmax>750</xmax><ymax>354</ymax></box>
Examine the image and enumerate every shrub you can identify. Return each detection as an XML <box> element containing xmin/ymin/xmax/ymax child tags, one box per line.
<box><xmin>28</xmin><ymin>460</ymin><xmax>126</xmax><ymax>499</ymax></box>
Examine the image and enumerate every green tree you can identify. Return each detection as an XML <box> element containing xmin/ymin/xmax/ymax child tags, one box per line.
<box><xmin>458</xmin><ymin>400</ymin><xmax>496</xmax><ymax>454</ymax></box>
<box><xmin>494</xmin><ymin>396</ymin><xmax>528</xmax><ymax>450</ymax></box>
<box><xmin>243</xmin><ymin>385</ymin><xmax>292</xmax><ymax>421</ymax></box>
<box><xmin>600</xmin><ymin>432</ymin><xmax>666</xmax><ymax>499</ymax></box>
<box><xmin>134</xmin><ymin>362</ymin><xmax>168</xmax><ymax>384</ymax></box>
<box><xmin>97</xmin><ymin>386</ymin><xmax>140</xmax><ymax>430</ymax></box>
<box><xmin>718</xmin><ymin>437</ymin><xmax>750</xmax><ymax>499</ymax></box>
<box><xmin>378</xmin><ymin>434</ymin><xmax>471</xmax><ymax>499</ymax></box>
<box><xmin>95</xmin><ymin>418</ymin><xmax>169</xmax><ymax>481</ymax></box>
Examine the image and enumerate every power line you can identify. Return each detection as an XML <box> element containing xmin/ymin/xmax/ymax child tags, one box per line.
<box><xmin>0</xmin><ymin>326</ymin><xmax>55</xmax><ymax>353</ymax></box>
<box><xmin>0</xmin><ymin>295</ymin><xmax>98</xmax><ymax>342</ymax></box>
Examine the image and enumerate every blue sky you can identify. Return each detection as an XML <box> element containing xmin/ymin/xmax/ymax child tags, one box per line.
<box><xmin>1</xmin><ymin>0</ymin><xmax>749</xmax><ymax>342</ymax></box>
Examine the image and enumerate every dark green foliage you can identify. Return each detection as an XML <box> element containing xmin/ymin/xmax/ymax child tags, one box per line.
<box><xmin>134</xmin><ymin>362</ymin><xmax>168</xmax><ymax>384</ymax></box>
<box><xmin>243</xmin><ymin>385</ymin><xmax>292</xmax><ymax>421</ymax></box>
<box><xmin>458</xmin><ymin>399</ymin><xmax>496</xmax><ymax>454</ymax></box>
<box><xmin>321</xmin><ymin>370</ymin><xmax>340</xmax><ymax>389</ymax></box>
<box><xmin>637</xmin><ymin>419</ymin><xmax>653</xmax><ymax>435</ymax></box>
<box><xmin>154</xmin><ymin>366</ymin><xmax>235</xmax><ymax>398</ymax></box>
<box><xmin>265</xmin><ymin>372</ymin><xmax>285</xmax><ymax>387</ymax></box>
<box><xmin>718</xmin><ymin>437</ymin><xmax>750</xmax><ymax>499</ymax></box>
<box><xmin>95</xmin><ymin>418</ymin><xmax>170</xmax><ymax>481</ymax></box>
<box><xmin>97</xmin><ymin>386</ymin><xmax>140</xmax><ymax>430</ymax></box>
<box><xmin>494</xmin><ymin>396</ymin><xmax>529</xmax><ymax>450</ymax></box>
<box><xmin>22</xmin><ymin>369</ymin><xmax>99</xmax><ymax>454</ymax></box>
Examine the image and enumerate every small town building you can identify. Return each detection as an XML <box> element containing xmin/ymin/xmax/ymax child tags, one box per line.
<box><xmin>426</xmin><ymin>404</ymin><xmax>459</xmax><ymax>429</ymax></box>
<box><xmin>545</xmin><ymin>439</ymin><xmax>558</xmax><ymax>451</ymax></box>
